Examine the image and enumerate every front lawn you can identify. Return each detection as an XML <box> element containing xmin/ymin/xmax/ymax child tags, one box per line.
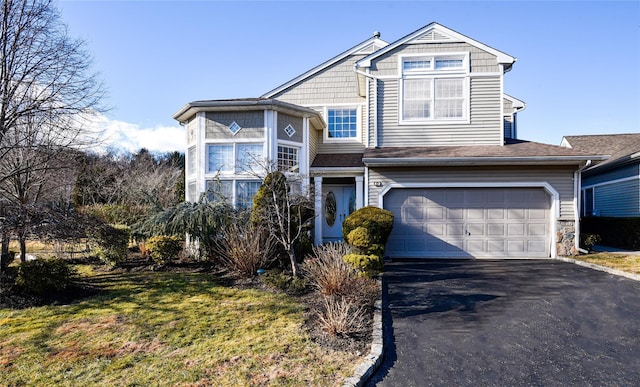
<box><xmin>0</xmin><ymin>266</ymin><xmax>360</xmax><ymax>386</ymax></box>
<box><xmin>571</xmin><ymin>252</ymin><xmax>640</xmax><ymax>275</ymax></box>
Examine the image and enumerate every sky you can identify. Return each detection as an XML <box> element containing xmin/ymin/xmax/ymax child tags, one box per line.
<box><xmin>56</xmin><ymin>0</ymin><xmax>640</xmax><ymax>153</ymax></box>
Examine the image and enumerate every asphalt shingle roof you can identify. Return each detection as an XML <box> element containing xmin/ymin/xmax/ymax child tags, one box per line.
<box><xmin>563</xmin><ymin>134</ymin><xmax>640</xmax><ymax>168</ymax></box>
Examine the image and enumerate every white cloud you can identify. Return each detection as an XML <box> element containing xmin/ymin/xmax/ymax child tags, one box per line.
<box><xmin>91</xmin><ymin>114</ymin><xmax>185</xmax><ymax>154</ymax></box>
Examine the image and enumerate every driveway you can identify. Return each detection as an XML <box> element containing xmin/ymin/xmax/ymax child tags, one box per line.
<box><xmin>366</xmin><ymin>259</ymin><xmax>640</xmax><ymax>386</ymax></box>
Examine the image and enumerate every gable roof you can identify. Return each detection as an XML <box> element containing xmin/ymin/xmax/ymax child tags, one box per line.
<box><xmin>562</xmin><ymin>133</ymin><xmax>640</xmax><ymax>171</ymax></box>
<box><xmin>261</xmin><ymin>34</ymin><xmax>388</xmax><ymax>98</ymax></box>
<box><xmin>355</xmin><ymin>22</ymin><xmax>516</xmax><ymax>72</ymax></box>
<box><xmin>363</xmin><ymin>139</ymin><xmax>606</xmax><ymax>167</ymax></box>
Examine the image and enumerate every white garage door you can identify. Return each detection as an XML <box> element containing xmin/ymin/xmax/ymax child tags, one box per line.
<box><xmin>384</xmin><ymin>188</ymin><xmax>551</xmax><ymax>258</ymax></box>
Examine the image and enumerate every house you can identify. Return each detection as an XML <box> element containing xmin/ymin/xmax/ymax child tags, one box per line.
<box><xmin>561</xmin><ymin>134</ymin><xmax>640</xmax><ymax>218</ymax></box>
<box><xmin>173</xmin><ymin>22</ymin><xmax>604</xmax><ymax>258</ymax></box>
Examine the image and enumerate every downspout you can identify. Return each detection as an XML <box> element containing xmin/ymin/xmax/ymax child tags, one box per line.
<box><xmin>574</xmin><ymin>160</ymin><xmax>592</xmax><ymax>254</ymax></box>
<box><xmin>355</xmin><ymin>67</ymin><xmax>380</xmax><ymax>148</ymax></box>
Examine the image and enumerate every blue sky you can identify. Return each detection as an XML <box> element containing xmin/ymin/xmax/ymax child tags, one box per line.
<box><xmin>57</xmin><ymin>0</ymin><xmax>640</xmax><ymax>153</ymax></box>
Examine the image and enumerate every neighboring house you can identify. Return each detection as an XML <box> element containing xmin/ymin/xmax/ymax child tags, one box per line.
<box><xmin>174</xmin><ymin>22</ymin><xmax>604</xmax><ymax>258</ymax></box>
<box><xmin>561</xmin><ymin>134</ymin><xmax>640</xmax><ymax>218</ymax></box>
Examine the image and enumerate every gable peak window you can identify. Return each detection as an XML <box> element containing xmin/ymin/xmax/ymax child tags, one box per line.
<box><xmin>400</xmin><ymin>53</ymin><xmax>469</xmax><ymax>123</ymax></box>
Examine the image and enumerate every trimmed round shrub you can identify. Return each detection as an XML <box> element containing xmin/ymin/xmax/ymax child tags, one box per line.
<box><xmin>89</xmin><ymin>224</ymin><xmax>131</xmax><ymax>265</ymax></box>
<box><xmin>343</xmin><ymin>253</ymin><xmax>383</xmax><ymax>277</ymax></box>
<box><xmin>343</xmin><ymin>206</ymin><xmax>394</xmax><ymax>257</ymax></box>
<box><xmin>16</xmin><ymin>258</ymin><xmax>76</xmax><ymax>295</ymax></box>
<box><xmin>147</xmin><ymin>235</ymin><xmax>183</xmax><ymax>265</ymax></box>
<box><xmin>346</xmin><ymin>227</ymin><xmax>372</xmax><ymax>248</ymax></box>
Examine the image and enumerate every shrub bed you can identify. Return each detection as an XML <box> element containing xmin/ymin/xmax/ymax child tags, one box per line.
<box><xmin>146</xmin><ymin>235</ymin><xmax>183</xmax><ymax>265</ymax></box>
<box><xmin>581</xmin><ymin>217</ymin><xmax>640</xmax><ymax>250</ymax></box>
<box><xmin>16</xmin><ymin>258</ymin><xmax>76</xmax><ymax>295</ymax></box>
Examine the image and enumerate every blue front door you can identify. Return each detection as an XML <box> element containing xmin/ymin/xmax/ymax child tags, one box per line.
<box><xmin>322</xmin><ymin>185</ymin><xmax>356</xmax><ymax>242</ymax></box>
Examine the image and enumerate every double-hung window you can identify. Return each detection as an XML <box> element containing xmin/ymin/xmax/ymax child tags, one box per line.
<box><xmin>207</xmin><ymin>145</ymin><xmax>233</xmax><ymax>173</ymax></box>
<box><xmin>236</xmin><ymin>144</ymin><xmax>263</xmax><ymax>174</ymax></box>
<box><xmin>400</xmin><ymin>53</ymin><xmax>468</xmax><ymax>123</ymax></box>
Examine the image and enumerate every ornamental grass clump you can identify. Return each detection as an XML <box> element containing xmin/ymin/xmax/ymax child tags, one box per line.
<box><xmin>303</xmin><ymin>243</ymin><xmax>356</xmax><ymax>297</ymax></box>
<box><xmin>215</xmin><ymin>222</ymin><xmax>275</xmax><ymax>278</ymax></box>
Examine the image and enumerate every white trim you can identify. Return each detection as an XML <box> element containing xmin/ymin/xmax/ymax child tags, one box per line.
<box><xmin>365</xmin><ymin>69</ymin><xmax>371</xmax><ymax>148</ymax></box>
<box><xmin>499</xmin><ymin>64</ymin><xmax>505</xmax><ymax>144</ymax></box>
<box><xmin>397</xmin><ymin>52</ymin><xmax>470</xmax><ymax>75</ymax></box>
<box><xmin>314</xmin><ymin>176</ymin><xmax>323</xmax><ymax>245</ymax></box>
<box><xmin>373</xmin><ymin>77</ymin><xmax>379</xmax><ymax>147</ymax></box>
<box><xmin>582</xmin><ymin>175</ymin><xmax>639</xmax><ymax>190</ymax></box>
<box><xmin>356</xmin><ymin>23</ymin><xmax>515</xmax><ymax>69</ymax></box>
<box><xmin>364</xmin><ymin>167</ymin><xmax>370</xmax><ymax>206</ymax></box>
<box><xmin>376</xmin><ymin>182</ymin><xmax>560</xmax><ymax>258</ymax></box>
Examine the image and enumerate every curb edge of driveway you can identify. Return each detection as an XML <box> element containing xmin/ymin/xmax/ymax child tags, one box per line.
<box><xmin>557</xmin><ymin>256</ymin><xmax>640</xmax><ymax>282</ymax></box>
<box><xmin>342</xmin><ymin>279</ymin><xmax>384</xmax><ymax>387</ymax></box>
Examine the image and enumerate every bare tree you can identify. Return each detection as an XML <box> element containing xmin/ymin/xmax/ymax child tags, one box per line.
<box><xmin>0</xmin><ymin>0</ymin><xmax>105</xmax><ymax>263</ymax></box>
<box><xmin>251</xmin><ymin>171</ymin><xmax>314</xmax><ymax>277</ymax></box>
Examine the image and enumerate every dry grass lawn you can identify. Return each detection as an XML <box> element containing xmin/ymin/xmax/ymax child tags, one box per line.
<box><xmin>572</xmin><ymin>252</ymin><xmax>640</xmax><ymax>275</ymax></box>
<box><xmin>0</xmin><ymin>266</ymin><xmax>362</xmax><ymax>386</ymax></box>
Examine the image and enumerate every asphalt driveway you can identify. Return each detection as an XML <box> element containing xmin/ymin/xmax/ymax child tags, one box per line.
<box><xmin>366</xmin><ymin>259</ymin><xmax>640</xmax><ymax>386</ymax></box>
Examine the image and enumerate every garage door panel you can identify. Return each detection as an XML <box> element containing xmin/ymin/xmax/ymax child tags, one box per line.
<box><xmin>384</xmin><ymin>187</ymin><xmax>551</xmax><ymax>258</ymax></box>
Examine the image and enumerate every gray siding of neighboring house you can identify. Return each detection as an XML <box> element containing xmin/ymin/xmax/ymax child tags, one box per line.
<box><xmin>583</xmin><ymin>163</ymin><xmax>639</xmax><ymax>187</ymax></box>
<box><xmin>593</xmin><ymin>178</ymin><xmax>640</xmax><ymax>217</ymax></box>
<box><xmin>373</xmin><ymin>77</ymin><xmax>502</xmax><ymax>146</ymax></box>
<box><xmin>276</xmin><ymin>113</ymin><xmax>303</xmax><ymax>143</ymax></box>
<box><xmin>367</xmin><ymin>166</ymin><xmax>577</xmax><ymax>220</ymax></box>
<box><xmin>503</xmin><ymin>116</ymin><xmax>514</xmax><ymax>139</ymax></box>
<box><xmin>205</xmin><ymin>112</ymin><xmax>265</xmax><ymax>140</ymax></box>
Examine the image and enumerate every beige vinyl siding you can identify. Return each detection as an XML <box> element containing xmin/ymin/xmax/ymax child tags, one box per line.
<box><xmin>376</xmin><ymin>77</ymin><xmax>502</xmax><ymax>146</ymax></box>
<box><xmin>270</xmin><ymin>55</ymin><xmax>367</xmax><ymax>105</ymax></box>
<box><xmin>276</xmin><ymin>113</ymin><xmax>303</xmax><ymax>142</ymax></box>
<box><xmin>367</xmin><ymin>166</ymin><xmax>577</xmax><ymax>220</ymax></box>
<box><xmin>205</xmin><ymin>112</ymin><xmax>264</xmax><ymax>140</ymax></box>
<box><xmin>309</xmin><ymin>125</ymin><xmax>318</xmax><ymax>165</ymax></box>
<box><xmin>370</xmin><ymin>43</ymin><xmax>500</xmax><ymax>77</ymax></box>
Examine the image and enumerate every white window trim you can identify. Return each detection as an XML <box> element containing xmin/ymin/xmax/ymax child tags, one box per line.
<box><xmin>277</xmin><ymin>143</ymin><xmax>301</xmax><ymax>173</ymax></box>
<box><xmin>323</xmin><ymin>106</ymin><xmax>362</xmax><ymax>143</ymax></box>
<box><xmin>398</xmin><ymin>52</ymin><xmax>471</xmax><ymax>125</ymax></box>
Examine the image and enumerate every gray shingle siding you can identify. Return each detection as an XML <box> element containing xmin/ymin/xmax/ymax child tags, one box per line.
<box><xmin>277</xmin><ymin>113</ymin><xmax>303</xmax><ymax>142</ymax></box>
<box><xmin>205</xmin><ymin>112</ymin><xmax>264</xmax><ymax>140</ymax></box>
<box><xmin>269</xmin><ymin>55</ymin><xmax>367</xmax><ymax>105</ymax></box>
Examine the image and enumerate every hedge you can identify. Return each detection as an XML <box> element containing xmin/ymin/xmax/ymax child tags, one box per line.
<box><xmin>581</xmin><ymin>217</ymin><xmax>640</xmax><ymax>250</ymax></box>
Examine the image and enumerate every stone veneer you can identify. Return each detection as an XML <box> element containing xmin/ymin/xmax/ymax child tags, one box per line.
<box><xmin>556</xmin><ymin>220</ymin><xmax>578</xmax><ymax>256</ymax></box>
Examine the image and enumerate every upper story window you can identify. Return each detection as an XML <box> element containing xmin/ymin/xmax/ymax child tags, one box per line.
<box><xmin>277</xmin><ymin>145</ymin><xmax>299</xmax><ymax>173</ymax></box>
<box><xmin>400</xmin><ymin>53</ymin><xmax>469</xmax><ymax>124</ymax></box>
<box><xmin>326</xmin><ymin>108</ymin><xmax>359</xmax><ymax>140</ymax></box>
<box><xmin>206</xmin><ymin>143</ymin><xmax>263</xmax><ymax>174</ymax></box>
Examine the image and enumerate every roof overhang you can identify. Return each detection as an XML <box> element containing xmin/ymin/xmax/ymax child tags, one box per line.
<box><xmin>310</xmin><ymin>167</ymin><xmax>365</xmax><ymax>177</ymax></box>
<box><xmin>363</xmin><ymin>156</ymin><xmax>607</xmax><ymax>167</ymax></box>
<box><xmin>356</xmin><ymin>22</ymin><xmax>516</xmax><ymax>72</ymax></box>
<box><xmin>173</xmin><ymin>98</ymin><xmax>326</xmax><ymax>129</ymax></box>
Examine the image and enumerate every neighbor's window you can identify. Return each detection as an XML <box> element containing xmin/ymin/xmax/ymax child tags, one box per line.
<box><xmin>327</xmin><ymin>108</ymin><xmax>358</xmax><ymax>139</ymax></box>
<box><xmin>401</xmin><ymin>53</ymin><xmax>468</xmax><ymax>122</ymax></box>
<box><xmin>277</xmin><ymin>145</ymin><xmax>299</xmax><ymax>172</ymax></box>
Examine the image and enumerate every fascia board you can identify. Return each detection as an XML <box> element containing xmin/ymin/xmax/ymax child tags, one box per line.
<box><xmin>362</xmin><ymin>156</ymin><xmax>608</xmax><ymax>167</ymax></box>
<box><xmin>173</xmin><ymin>99</ymin><xmax>326</xmax><ymax>128</ymax></box>
<box><xmin>356</xmin><ymin>22</ymin><xmax>516</xmax><ymax>69</ymax></box>
<box><xmin>261</xmin><ymin>37</ymin><xmax>389</xmax><ymax>98</ymax></box>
